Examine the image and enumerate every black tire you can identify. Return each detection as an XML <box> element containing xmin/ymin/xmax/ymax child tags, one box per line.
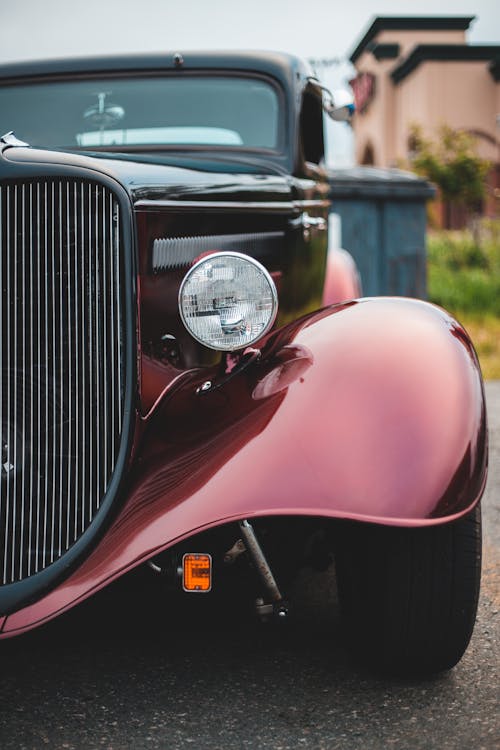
<box><xmin>334</xmin><ymin>505</ymin><xmax>482</xmax><ymax>676</ymax></box>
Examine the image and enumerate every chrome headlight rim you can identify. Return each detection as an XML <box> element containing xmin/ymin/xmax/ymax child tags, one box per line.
<box><xmin>178</xmin><ymin>251</ymin><xmax>279</xmax><ymax>352</ymax></box>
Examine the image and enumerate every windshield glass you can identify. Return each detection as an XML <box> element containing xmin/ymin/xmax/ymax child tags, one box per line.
<box><xmin>0</xmin><ymin>75</ymin><xmax>281</xmax><ymax>151</ymax></box>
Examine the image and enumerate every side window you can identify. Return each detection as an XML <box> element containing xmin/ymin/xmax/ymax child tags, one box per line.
<box><xmin>299</xmin><ymin>86</ymin><xmax>324</xmax><ymax>165</ymax></box>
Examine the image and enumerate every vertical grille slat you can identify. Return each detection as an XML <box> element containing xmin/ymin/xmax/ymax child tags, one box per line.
<box><xmin>0</xmin><ymin>178</ymin><xmax>126</xmax><ymax>585</ymax></box>
<box><xmin>35</xmin><ymin>182</ymin><xmax>42</xmax><ymax>573</ymax></box>
<box><xmin>109</xmin><ymin>194</ymin><xmax>116</xmax><ymax>472</ymax></box>
<box><xmin>80</xmin><ymin>185</ymin><xmax>86</xmax><ymax>536</ymax></box>
<box><xmin>116</xmin><ymin>207</ymin><xmax>123</xmax><ymax>434</ymax></box>
<box><xmin>28</xmin><ymin>184</ymin><xmax>34</xmax><ymax>577</ymax></box>
<box><xmin>50</xmin><ymin>182</ymin><xmax>57</xmax><ymax>564</ymax></box>
<box><xmin>73</xmin><ymin>183</ymin><xmax>79</xmax><ymax>541</ymax></box>
<box><xmin>94</xmin><ymin>186</ymin><xmax>101</xmax><ymax>509</ymax></box>
<box><xmin>12</xmin><ymin>185</ymin><xmax>18</xmax><ymax>582</ymax></box>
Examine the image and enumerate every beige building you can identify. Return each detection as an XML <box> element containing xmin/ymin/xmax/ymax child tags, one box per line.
<box><xmin>348</xmin><ymin>17</ymin><xmax>499</xmax><ymax>221</ymax></box>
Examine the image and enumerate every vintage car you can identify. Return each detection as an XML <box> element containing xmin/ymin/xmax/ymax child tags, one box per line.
<box><xmin>0</xmin><ymin>51</ymin><xmax>487</xmax><ymax>675</ymax></box>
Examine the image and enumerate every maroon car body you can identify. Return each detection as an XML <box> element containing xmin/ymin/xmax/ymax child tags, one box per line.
<box><xmin>0</xmin><ymin>52</ymin><xmax>487</xmax><ymax>673</ymax></box>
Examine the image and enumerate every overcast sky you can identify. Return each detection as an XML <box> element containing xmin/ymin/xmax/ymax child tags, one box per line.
<box><xmin>1</xmin><ymin>0</ymin><xmax>498</xmax><ymax>166</ymax></box>
<box><xmin>2</xmin><ymin>0</ymin><xmax>498</xmax><ymax>65</ymax></box>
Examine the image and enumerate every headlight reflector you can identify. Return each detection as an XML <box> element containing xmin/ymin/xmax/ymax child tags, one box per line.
<box><xmin>178</xmin><ymin>252</ymin><xmax>278</xmax><ymax>351</ymax></box>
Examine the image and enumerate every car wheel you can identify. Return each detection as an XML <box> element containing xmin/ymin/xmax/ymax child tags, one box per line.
<box><xmin>334</xmin><ymin>504</ymin><xmax>482</xmax><ymax>676</ymax></box>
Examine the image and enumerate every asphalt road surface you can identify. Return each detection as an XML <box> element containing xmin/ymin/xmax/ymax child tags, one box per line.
<box><xmin>0</xmin><ymin>384</ymin><xmax>499</xmax><ymax>750</ymax></box>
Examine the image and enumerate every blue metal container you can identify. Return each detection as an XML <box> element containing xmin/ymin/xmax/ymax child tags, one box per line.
<box><xmin>328</xmin><ymin>167</ymin><xmax>435</xmax><ymax>298</ymax></box>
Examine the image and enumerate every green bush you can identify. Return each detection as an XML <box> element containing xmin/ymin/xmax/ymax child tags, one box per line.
<box><xmin>427</xmin><ymin>223</ymin><xmax>500</xmax><ymax>378</ymax></box>
<box><xmin>408</xmin><ymin>125</ymin><xmax>491</xmax><ymax>221</ymax></box>
<box><xmin>427</xmin><ymin>226</ymin><xmax>500</xmax><ymax>316</ymax></box>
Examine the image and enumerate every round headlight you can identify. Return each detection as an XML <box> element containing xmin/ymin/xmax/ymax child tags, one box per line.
<box><xmin>178</xmin><ymin>252</ymin><xmax>278</xmax><ymax>351</ymax></box>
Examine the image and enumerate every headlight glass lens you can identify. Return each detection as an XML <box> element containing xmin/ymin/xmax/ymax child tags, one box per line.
<box><xmin>178</xmin><ymin>252</ymin><xmax>278</xmax><ymax>351</ymax></box>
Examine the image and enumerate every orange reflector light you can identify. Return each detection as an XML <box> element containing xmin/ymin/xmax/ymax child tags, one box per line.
<box><xmin>182</xmin><ymin>553</ymin><xmax>212</xmax><ymax>592</ymax></box>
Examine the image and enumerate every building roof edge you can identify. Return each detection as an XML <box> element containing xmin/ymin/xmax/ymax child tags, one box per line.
<box><xmin>349</xmin><ymin>16</ymin><xmax>475</xmax><ymax>64</ymax></box>
<box><xmin>391</xmin><ymin>44</ymin><xmax>500</xmax><ymax>84</ymax></box>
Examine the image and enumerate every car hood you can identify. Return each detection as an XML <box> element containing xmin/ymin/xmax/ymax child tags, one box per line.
<box><xmin>1</xmin><ymin>145</ymin><xmax>297</xmax><ymax>204</ymax></box>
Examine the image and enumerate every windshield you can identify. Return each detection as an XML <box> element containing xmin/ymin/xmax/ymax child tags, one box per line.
<box><xmin>0</xmin><ymin>75</ymin><xmax>281</xmax><ymax>152</ymax></box>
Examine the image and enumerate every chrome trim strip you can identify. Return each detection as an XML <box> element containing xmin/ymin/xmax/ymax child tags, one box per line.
<box><xmin>136</xmin><ymin>199</ymin><xmax>306</xmax><ymax>212</ymax></box>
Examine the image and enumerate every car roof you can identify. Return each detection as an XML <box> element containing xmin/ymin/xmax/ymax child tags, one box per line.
<box><xmin>0</xmin><ymin>50</ymin><xmax>314</xmax><ymax>95</ymax></box>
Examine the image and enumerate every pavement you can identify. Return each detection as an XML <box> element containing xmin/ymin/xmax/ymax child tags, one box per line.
<box><xmin>0</xmin><ymin>384</ymin><xmax>499</xmax><ymax>750</ymax></box>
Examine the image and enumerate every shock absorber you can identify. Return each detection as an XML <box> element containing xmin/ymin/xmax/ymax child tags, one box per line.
<box><xmin>238</xmin><ymin>520</ymin><xmax>289</xmax><ymax>621</ymax></box>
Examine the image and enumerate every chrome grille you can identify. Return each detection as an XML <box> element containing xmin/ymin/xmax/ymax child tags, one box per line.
<box><xmin>0</xmin><ymin>179</ymin><xmax>125</xmax><ymax>584</ymax></box>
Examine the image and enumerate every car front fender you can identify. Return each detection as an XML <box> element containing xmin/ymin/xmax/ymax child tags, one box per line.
<box><xmin>161</xmin><ymin>295</ymin><xmax>484</xmax><ymax>528</ymax></box>
<box><xmin>2</xmin><ymin>297</ymin><xmax>487</xmax><ymax>636</ymax></box>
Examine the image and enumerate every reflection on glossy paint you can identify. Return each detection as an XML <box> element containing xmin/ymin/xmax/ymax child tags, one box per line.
<box><xmin>252</xmin><ymin>344</ymin><xmax>313</xmax><ymax>399</ymax></box>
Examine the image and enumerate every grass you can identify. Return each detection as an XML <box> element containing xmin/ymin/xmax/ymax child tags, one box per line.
<box><xmin>427</xmin><ymin>220</ymin><xmax>500</xmax><ymax>380</ymax></box>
